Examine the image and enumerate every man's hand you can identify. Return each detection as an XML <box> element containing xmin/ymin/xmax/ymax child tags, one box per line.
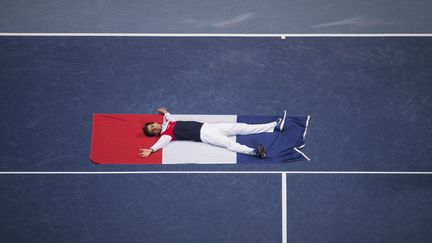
<box><xmin>138</xmin><ymin>148</ymin><xmax>153</xmax><ymax>158</ymax></box>
<box><xmin>158</xmin><ymin>107</ymin><xmax>168</xmax><ymax>115</ymax></box>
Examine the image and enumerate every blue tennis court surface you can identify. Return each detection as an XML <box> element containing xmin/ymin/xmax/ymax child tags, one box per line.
<box><xmin>1</xmin><ymin>0</ymin><xmax>432</xmax><ymax>33</ymax></box>
<box><xmin>1</xmin><ymin>172</ymin><xmax>431</xmax><ymax>243</ymax></box>
<box><xmin>1</xmin><ymin>37</ymin><xmax>431</xmax><ymax>171</ymax></box>
<box><xmin>1</xmin><ymin>174</ymin><xmax>282</xmax><ymax>242</ymax></box>
<box><xmin>1</xmin><ymin>1</ymin><xmax>432</xmax><ymax>241</ymax></box>
<box><xmin>287</xmin><ymin>174</ymin><xmax>432</xmax><ymax>243</ymax></box>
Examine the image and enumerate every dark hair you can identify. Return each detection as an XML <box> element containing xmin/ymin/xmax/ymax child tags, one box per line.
<box><xmin>143</xmin><ymin>122</ymin><xmax>156</xmax><ymax>137</ymax></box>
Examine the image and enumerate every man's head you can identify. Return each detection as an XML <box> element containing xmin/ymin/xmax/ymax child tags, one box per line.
<box><xmin>143</xmin><ymin>122</ymin><xmax>162</xmax><ymax>137</ymax></box>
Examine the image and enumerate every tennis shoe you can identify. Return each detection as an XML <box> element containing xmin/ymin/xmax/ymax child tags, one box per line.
<box><xmin>253</xmin><ymin>144</ymin><xmax>266</xmax><ymax>159</ymax></box>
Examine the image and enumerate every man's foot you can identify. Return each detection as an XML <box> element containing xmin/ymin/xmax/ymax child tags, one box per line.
<box><xmin>253</xmin><ymin>144</ymin><xmax>266</xmax><ymax>159</ymax></box>
<box><xmin>275</xmin><ymin>110</ymin><xmax>287</xmax><ymax>132</ymax></box>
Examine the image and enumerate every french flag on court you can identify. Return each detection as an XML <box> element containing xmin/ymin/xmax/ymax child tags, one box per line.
<box><xmin>90</xmin><ymin>113</ymin><xmax>311</xmax><ymax>164</ymax></box>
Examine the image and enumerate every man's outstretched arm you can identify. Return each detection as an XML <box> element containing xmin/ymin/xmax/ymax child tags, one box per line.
<box><xmin>159</xmin><ymin>107</ymin><xmax>176</xmax><ymax>122</ymax></box>
<box><xmin>138</xmin><ymin>135</ymin><xmax>172</xmax><ymax>158</ymax></box>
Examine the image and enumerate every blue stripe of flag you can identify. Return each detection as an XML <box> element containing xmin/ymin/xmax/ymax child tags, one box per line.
<box><xmin>236</xmin><ymin>115</ymin><xmax>309</xmax><ymax>163</ymax></box>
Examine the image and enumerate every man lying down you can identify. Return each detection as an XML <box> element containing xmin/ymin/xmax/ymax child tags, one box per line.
<box><xmin>139</xmin><ymin>108</ymin><xmax>287</xmax><ymax>159</ymax></box>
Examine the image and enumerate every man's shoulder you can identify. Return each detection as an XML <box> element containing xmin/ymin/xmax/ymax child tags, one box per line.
<box><xmin>161</xmin><ymin>121</ymin><xmax>176</xmax><ymax>136</ymax></box>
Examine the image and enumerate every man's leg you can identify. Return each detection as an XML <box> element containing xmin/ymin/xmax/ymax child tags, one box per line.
<box><xmin>200</xmin><ymin>124</ymin><xmax>255</xmax><ymax>155</ymax></box>
<box><xmin>207</xmin><ymin>122</ymin><xmax>277</xmax><ymax>136</ymax></box>
<box><xmin>207</xmin><ymin>110</ymin><xmax>287</xmax><ymax>136</ymax></box>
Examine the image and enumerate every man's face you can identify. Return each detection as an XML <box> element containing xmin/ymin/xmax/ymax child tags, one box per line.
<box><xmin>147</xmin><ymin>123</ymin><xmax>162</xmax><ymax>136</ymax></box>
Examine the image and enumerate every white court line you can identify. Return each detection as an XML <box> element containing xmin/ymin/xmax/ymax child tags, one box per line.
<box><xmin>282</xmin><ymin>173</ymin><xmax>287</xmax><ymax>243</ymax></box>
<box><xmin>0</xmin><ymin>171</ymin><xmax>431</xmax><ymax>174</ymax></box>
<box><xmin>1</xmin><ymin>33</ymin><xmax>432</xmax><ymax>37</ymax></box>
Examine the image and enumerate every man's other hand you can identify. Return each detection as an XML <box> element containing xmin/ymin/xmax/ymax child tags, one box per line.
<box><xmin>138</xmin><ymin>148</ymin><xmax>153</xmax><ymax>158</ymax></box>
<box><xmin>158</xmin><ymin>108</ymin><xmax>168</xmax><ymax>115</ymax></box>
